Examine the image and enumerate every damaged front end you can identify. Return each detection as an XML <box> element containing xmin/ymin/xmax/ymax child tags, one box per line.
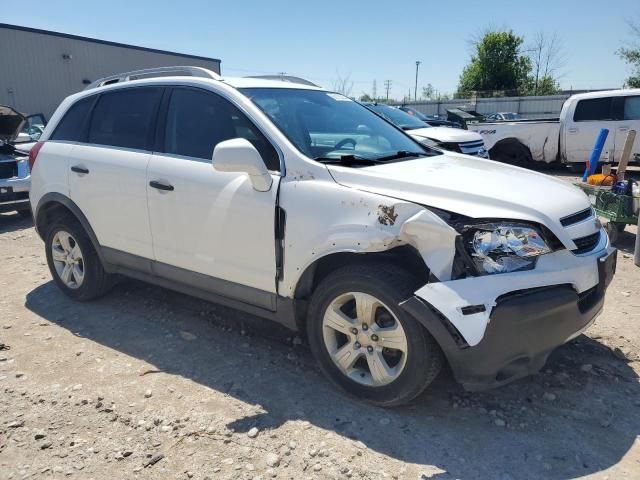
<box><xmin>397</xmin><ymin>205</ymin><xmax>614</xmax><ymax>390</ymax></box>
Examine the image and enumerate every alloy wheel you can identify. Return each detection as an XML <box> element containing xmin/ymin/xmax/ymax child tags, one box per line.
<box><xmin>51</xmin><ymin>230</ymin><xmax>85</xmax><ymax>289</ymax></box>
<box><xmin>322</xmin><ymin>291</ymin><xmax>408</xmax><ymax>386</ymax></box>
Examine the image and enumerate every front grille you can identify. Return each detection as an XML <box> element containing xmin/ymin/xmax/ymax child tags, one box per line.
<box><xmin>459</xmin><ymin>140</ymin><xmax>485</xmax><ymax>155</ymax></box>
<box><xmin>0</xmin><ymin>161</ymin><xmax>18</xmax><ymax>179</ymax></box>
<box><xmin>0</xmin><ymin>190</ymin><xmax>28</xmax><ymax>203</ymax></box>
<box><xmin>560</xmin><ymin>207</ymin><xmax>593</xmax><ymax>227</ymax></box>
<box><xmin>572</xmin><ymin>231</ymin><xmax>601</xmax><ymax>254</ymax></box>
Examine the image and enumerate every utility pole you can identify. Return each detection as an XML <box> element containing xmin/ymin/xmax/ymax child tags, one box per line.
<box><xmin>372</xmin><ymin>80</ymin><xmax>377</xmax><ymax>100</ymax></box>
<box><xmin>414</xmin><ymin>61</ymin><xmax>421</xmax><ymax>102</ymax></box>
<box><xmin>384</xmin><ymin>80</ymin><xmax>392</xmax><ymax>101</ymax></box>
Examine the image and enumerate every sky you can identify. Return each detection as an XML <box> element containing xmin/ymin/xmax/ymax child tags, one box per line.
<box><xmin>2</xmin><ymin>0</ymin><xmax>639</xmax><ymax>99</ymax></box>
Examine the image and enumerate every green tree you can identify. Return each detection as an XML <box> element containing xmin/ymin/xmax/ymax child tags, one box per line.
<box><xmin>618</xmin><ymin>20</ymin><xmax>640</xmax><ymax>88</ymax></box>
<box><xmin>421</xmin><ymin>84</ymin><xmax>435</xmax><ymax>100</ymax></box>
<box><xmin>529</xmin><ymin>75</ymin><xmax>561</xmax><ymax>95</ymax></box>
<box><xmin>457</xmin><ymin>30</ymin><xmax>531</xmax><ymax>97</ymax></box>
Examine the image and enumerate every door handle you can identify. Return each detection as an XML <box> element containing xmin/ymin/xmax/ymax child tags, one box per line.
<box><xmin>71</xmin><ymin>165</ymin><xmax>89</xmax><ymax>174</ymax></box>
<box><xmin>149</xmin><ymin>180</ymin><xmax>174</xmax><ymax>191</ymax></box>
<box><xmin>619</xmin><ymin>126</ymin><xmax>629</xmax><ymax>132</ymax></box>
<box><xmin>568</xmin><ymin>127</ymin><xmax>579</xmax><ymax>133</ymax></box>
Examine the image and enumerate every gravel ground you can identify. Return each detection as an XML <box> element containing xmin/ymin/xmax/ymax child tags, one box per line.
<box><xmin>1</xmin><ymin>172</ymin><xmax>639</xmax><ymax>480</ymax></box>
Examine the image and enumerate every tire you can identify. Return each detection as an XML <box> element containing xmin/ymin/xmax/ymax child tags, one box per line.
<box><xmin>491</xmin><ymin>141</ymin><xmax>532</xmax><ymax>168</ymax></box>
<box><xmin>605</xmin><ymin>222</ymin><xmax>622</xmax><ymax>244</ymax></box>
<box><xmin>307</xmin><ymin>263</ymin><xmax>443</xmax><ymax>407</ymax></box>
<box><xmin>44</xmin><ymin>215</ymin><xmax>112</xmax><ymax>301</ymax></box>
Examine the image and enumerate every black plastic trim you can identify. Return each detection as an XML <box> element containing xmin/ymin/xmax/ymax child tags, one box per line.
<box><xmin>401</xmin><ymin>259</ymin><xmax>613</xmax><ymax>391</ymax></box>
<box><xmin>34</xmin><ymin>193</ymin><xmax>105</xmax><ymax>264</ymax></box>
<box><xmin>102</xmin><ymin>247</ymin><xmax>276</xmax><ymax>312</ymax></box>
<box><xmin>560</xmin><ymin>207</ymin><xmax>593</xmax><ymax>227</ymax></box>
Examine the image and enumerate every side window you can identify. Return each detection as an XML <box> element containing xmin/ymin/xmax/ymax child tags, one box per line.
<box><xmin>164</xmin><ymin>88</ymin><xmax>280</xmax><ymax>171</ymax></box>
<box><xmin>50</xmin><ymin>97</ymin><xmax>94</xmax><ymax>141</ymax></box>
<box><xmin>88</xmin><ymin>88</ymin><xmax>162</xmax><ymax>149</ymax></box>
<box><xmin>623</xmin><ymin>96</ymin><xmax>640</xmax><ymax>120</ymax></box>
<box><xmin>573</xmin><ymin>97</ymin><xmax>614</xmax><ymax>122</ymax></box>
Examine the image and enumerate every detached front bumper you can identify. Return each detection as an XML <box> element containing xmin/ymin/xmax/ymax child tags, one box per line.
<box><xmin>402</xmin><ymin>247</ymin><xmax>617</xmax><ymax>390</ymax></box>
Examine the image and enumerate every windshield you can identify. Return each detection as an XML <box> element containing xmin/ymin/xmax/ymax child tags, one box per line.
<box><xmin>241</xmin><ymin>88</ymin><xmax>437</xmax><ymax>162</ymax></box>
<box><xmin>367</xmin><ymin>104</ymin><xmax>429</xmax><ymax>130</ymax></box>
<box><xmin>401</xmin><ymin>107</ymin><xmax>429</xmax><ymax>121</ymax></box>
<box><xmin>502</xmin><ymin>113</ymin><xmax>520</xmax><ymax>120</ymax></box>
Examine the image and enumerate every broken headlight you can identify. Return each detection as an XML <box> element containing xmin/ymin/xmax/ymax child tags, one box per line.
<box><xmin>467</xmin><ymin>223</ymin><xmax>551</xmax><ymax>274</ymax></box>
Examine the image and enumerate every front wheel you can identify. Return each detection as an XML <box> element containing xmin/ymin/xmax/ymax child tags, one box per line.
<box><xmin>307</xmin><ymin>264</ymin><xmax>443</xmax><ymax>407</ymax></box>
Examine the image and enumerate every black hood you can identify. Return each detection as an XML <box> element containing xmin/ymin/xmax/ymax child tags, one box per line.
<box><xmin>0</xmin><ymin>105</ymin><xmax>26</xmax><ymax>142</ymax></box>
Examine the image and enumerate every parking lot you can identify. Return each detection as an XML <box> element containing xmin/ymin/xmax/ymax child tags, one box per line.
<box><xmin>0</xmin><ymin>171</ymin><xmax>637</xmax><ymax>480</ymax></box>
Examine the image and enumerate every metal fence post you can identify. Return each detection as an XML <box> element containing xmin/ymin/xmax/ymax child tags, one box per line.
<box><xmin>635</xmin><ymin>213</ymin><xmax>640</xmax><ymax>267</ymax></box>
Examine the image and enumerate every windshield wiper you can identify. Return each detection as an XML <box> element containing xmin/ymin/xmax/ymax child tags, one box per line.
<box><xmin>315</xmin><ymin>155</ymin><xmax>380</xmax><ymax>166</ymax></box>
<box><xmin>374</xmin><ymin>150</ymin><xmax>428</xmax><ymax>162</ymax></box>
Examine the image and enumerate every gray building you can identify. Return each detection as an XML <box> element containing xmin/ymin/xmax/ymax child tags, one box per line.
<box><xmin>0</xmin><ymin>23</ymin><xmax>221</xmax><ymax>119</ymax></box>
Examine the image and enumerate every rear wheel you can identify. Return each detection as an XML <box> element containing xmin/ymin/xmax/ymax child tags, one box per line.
<box><xmin>307</xmin><ymin>264</ymin><xmax>443</xmax><ymax>407</ymax></box>
<box><xmin>45</xmin><ymin>216</ymin><xmax>112</xmax><ymax>301</ymax></box>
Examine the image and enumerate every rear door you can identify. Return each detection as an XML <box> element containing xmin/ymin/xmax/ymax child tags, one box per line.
<box><xmin>68</xmin><ymin>87</ymin><xmax>163</xmax><ymax>259</ymax></box>
<box><xmin>564</xmin><ymin>96</ymin><xmax>617</xmax><ymax>164</ymax></box>
<box><xmin>613</xmin><ymin>95</ymin><xmax>640</xmax><ymax>163</ymax></box>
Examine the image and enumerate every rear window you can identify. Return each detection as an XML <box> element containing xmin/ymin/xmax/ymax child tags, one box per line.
<box><xmin>573</xmin><ymin>97</ymin><xmax>614</xmax><ymax>122</ymax></box>
<box><xmin>88</xmin><ymin>87</ymin><xmax>162</xmax><ymax>150</ymax></box>
<box><xmin>50</xmin><ymin>97</ymin><xmax>94</xmax><ymax>142</ymax></box>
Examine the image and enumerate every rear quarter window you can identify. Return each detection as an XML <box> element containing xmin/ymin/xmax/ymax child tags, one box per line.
<box><xmin>88</xmin><ymin>87</ymin><xmax>163</xmax><ymax>150</ymax></box>
<box><xmin>50</xmin><ymin>96</ymin><xmax>95</xmax><ymax>141</ymax></box>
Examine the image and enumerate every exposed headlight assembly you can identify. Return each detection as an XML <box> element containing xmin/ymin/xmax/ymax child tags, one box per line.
<box><xmin>467</xmin><ymin>223</ymin><xmax>551</xmax><ymax>274</ymax></box>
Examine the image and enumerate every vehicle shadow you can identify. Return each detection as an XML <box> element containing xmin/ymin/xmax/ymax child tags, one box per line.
<box><xmin>0</xmin><ymin>211</ymin><xmax>33</xmax><ymax>234</ymax></box>
<box><xmin>614</xmin><ymin>227</ymin><xmax>638</xmax><ymax>255</ymax></box>
<box><xmin>25</xmin><ymin>279</ymin><xmax>640</xmax><ymax>479</ymax></box>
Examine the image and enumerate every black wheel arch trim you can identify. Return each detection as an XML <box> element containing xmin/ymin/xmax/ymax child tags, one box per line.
<box><xmin>35</xmin><ymin>192</ymin><xmax>107</xmax><ymax>267</ymax></box>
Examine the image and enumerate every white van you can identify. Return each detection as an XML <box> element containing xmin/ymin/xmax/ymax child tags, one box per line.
<box><xmin>29</xmin><ymin>67</ymin><xmax>616</xmax><ymax>406</ymax></box>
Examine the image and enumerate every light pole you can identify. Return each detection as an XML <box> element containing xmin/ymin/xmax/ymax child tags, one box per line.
<box><xmin>414</xmin><ymin>61</ymin><xmax>421</xmax><ymax>102</ymax></box>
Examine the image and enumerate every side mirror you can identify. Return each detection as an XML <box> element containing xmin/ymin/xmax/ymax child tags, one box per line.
<box><xmin>212</xmin><ymin>138</ymin><xmax>273</xmax><ymax>192</ymax></box>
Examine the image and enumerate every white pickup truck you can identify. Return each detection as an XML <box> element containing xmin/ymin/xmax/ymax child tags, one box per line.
<box><xmin>469</xmin><ymin>89</ymin><xmax>640</xmax><ymax>171</ymax></box>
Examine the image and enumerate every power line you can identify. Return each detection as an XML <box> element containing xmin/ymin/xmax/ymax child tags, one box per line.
<box><xmin>414</xmin><ymin>61</ymin><xmax>421</xmax><ymax>102</ymax></box>
<box><xmin>384</xmin><ymin>80</ymin><xmax>392</xmax><ymax>101</ymax></box>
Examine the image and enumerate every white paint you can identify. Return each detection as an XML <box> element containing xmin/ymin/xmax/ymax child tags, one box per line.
<box><xmin>212</xmin><ymin>138</ymin><xmax>273</xmax><ymax>192</ymax></box>
<box><xmin>327</xmin><ymin>154</ymin><xmax>594</xmax><ymax>250</ymax></box>
<box><xmin>31</xmin><ymin>70</ymin><xmax>608</xmax><ymax>350</ymax></box>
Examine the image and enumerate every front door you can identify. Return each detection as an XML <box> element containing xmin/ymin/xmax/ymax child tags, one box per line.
<box><xmin>146</xmin><ymin>87</ymin><xmax>282</xmax><ymax>307</ymax></box>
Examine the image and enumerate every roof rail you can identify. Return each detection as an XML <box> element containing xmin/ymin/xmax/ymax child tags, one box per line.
<box><xmin>84</xmin><ymin>66</ymin><xmax>221</xmax><ymax>90</ymax></box>
<box><xmin>245</xmin><ymin>75</ymin><xmax>319</xmax><ymax>87</ymax></box>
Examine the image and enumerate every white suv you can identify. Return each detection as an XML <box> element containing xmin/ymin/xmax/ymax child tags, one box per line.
<box><xmin>30</xmin><ymin>67</ymin><xmax>617</xmax><ymax>406</ymax></box>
